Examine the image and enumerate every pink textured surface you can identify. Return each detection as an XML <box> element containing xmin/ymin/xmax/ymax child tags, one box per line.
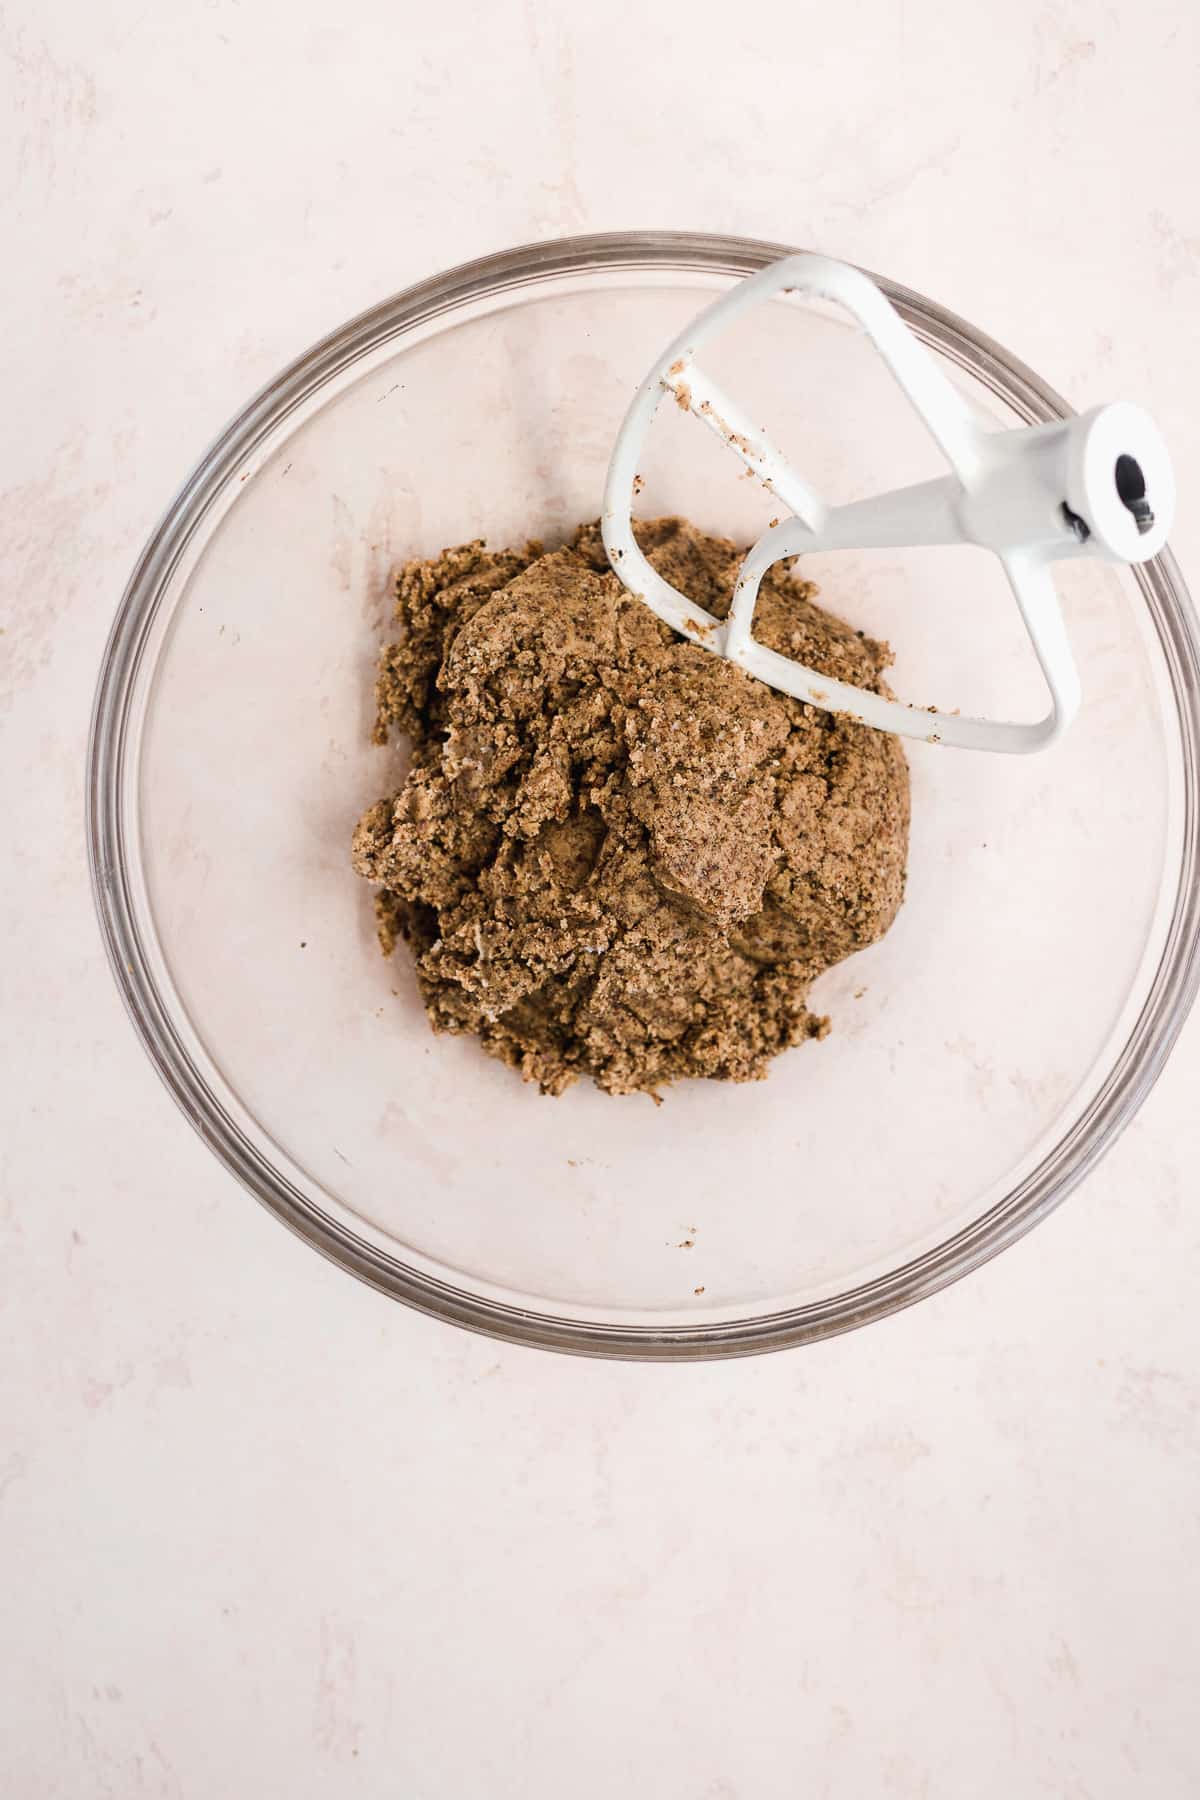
<box><xmin>3</xmin><ymin>1</ymin><xmax>1199</xmax><ymax>1794</ymax></box>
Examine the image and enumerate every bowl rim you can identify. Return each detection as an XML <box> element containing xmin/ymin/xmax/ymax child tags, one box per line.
<box><xmin>86</xmin><ymin>229</ymin><xmax>1200</xmax><ymax>1359</ymax></box>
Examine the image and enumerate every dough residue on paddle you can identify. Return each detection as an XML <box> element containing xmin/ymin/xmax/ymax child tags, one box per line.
<box><xmin>352</xmin><ymin>518</ymin><xmax>909</xmax><ymax>1097</ymax></box>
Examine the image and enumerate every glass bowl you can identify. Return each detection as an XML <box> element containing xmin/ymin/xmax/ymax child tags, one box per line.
<box><xmin>88</xmin><ymin>232</ymin><xmax>1200</xmax><ymax>1358</ymax></box>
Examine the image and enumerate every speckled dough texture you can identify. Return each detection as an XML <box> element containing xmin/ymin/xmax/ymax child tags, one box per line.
<box><xmin>353</xmin><ymin>518</ymin><xmax>910</xmax><ymax>1096</ymax></box>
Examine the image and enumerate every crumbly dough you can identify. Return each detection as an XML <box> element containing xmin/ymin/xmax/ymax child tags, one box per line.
<box><xmin>352</xmin><ymin>518</ymin><xmax>909</xmax><ymax>1097</ymax></box>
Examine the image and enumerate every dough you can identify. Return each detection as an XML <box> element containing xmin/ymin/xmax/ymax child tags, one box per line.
<box><xmin>352</xmin><ymin>518</ymin><xmax>909</xmax><ymax>1097</ymax></box>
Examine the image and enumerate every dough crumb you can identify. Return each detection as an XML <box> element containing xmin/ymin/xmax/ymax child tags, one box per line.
<box><xmin>352</xmin><ymin>518</ymin><xmax>909</xmax><ymax>1098</ymax></box>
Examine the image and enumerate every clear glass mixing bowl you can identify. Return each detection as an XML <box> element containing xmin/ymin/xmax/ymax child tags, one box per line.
<box><xmin>88</xmin><ymin>232</ymin><xmax>1200</xmax><ymax>1358</ymax></box>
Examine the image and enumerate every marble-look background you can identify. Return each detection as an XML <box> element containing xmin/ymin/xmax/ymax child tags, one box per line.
<box><xmin>3</xmin><ymin>1</ymin><xmax>1199</xmax><ymax>1793</ymax></box>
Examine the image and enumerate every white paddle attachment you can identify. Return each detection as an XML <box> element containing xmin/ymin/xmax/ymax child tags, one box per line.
<box><xmin>602</xmin><ymin>255</ymin><xmax>1175</xmax><ymax>752</ymax></box>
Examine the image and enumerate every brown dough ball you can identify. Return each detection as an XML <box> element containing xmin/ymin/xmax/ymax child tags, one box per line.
<box><xmin>353</xmin><ymin>518</ymin><xmax>909</xmax><ymax>1097</ymax></box>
